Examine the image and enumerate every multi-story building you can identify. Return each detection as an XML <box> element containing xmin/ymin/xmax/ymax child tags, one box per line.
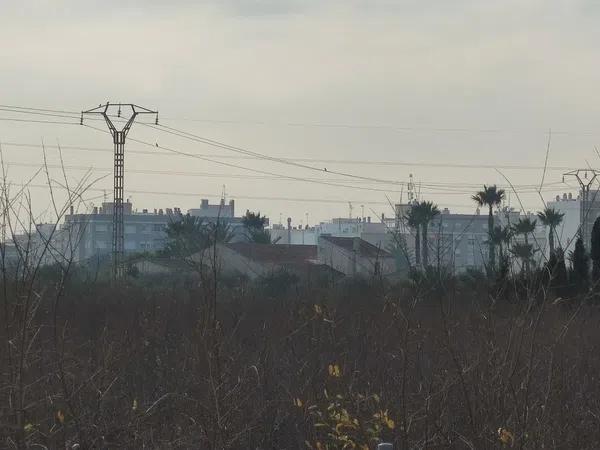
<box><xmin>60</xmin><ymin>199</ymin><xmax>253</xmax><ymax>263</ymax></box>
<box><xmin>395</xmin><ymin>204</ymin><xmax>547</xmax><ymax>273</ymax></box>
<box><xmin>271</xmin><ymin>216</ymin><xmax>391</xmax><ymax>248</ymax></box>
<box><xmin>546</xmin><ymin>192</ymin><xmax>581</xmax><ymax>253</ymax></box>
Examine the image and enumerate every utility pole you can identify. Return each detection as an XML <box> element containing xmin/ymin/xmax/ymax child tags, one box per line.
<box><xmin>563</xmin><ymin>169</ymin><xmax>600</xmax><ymax>249</ymax></box>
<box><xmin>81</xmin><ymin>103</ymin><xmax>158</xmax><ymax>280</ymax></box>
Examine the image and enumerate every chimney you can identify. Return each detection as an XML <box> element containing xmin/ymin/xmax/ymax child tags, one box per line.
<box><xmin>69</xmin><ymin>205</ymin><xmax>74</xmax><ymax>215</ymax></box>
<box><xmin>367</xmin><ymin>216</ymin><xmax>371</xmax><ymax>223</ymax></box>
<box><xmin>229</xmin><ymin>199</ymin><xmax>235</xmax><ymax>216</ymax></box>
<box><xmin>381</xmin><ymin>213</ymin><xmax>385</xmax><ymax>222</ymax></box>
<box><xmin>287</xmin><ymin>217</ymin><xmax>292</xmax><ymax>245</ymax></box>
<box><xmin>556</xmin><ymin>195</ymin><xmax>560</xmax><ymax>202</ymax></box>
<box><xmin>159</xmin><ymin>209</ymin><xmax>164</xmax><ymax>215</ymax></box>
<box><xmin>568</xmin><ymin>192</ymin><xmax>573</xmax><ymax>200</ymax></box>
<box><xmin>93</xmin><ymin>206</ymin><xmax>98</xmax><ymax>215</ymax></box>
<box><xmin>201</xmin><ymin>199</ymin><xmax>209</xmax><ymax>209</ymax></box>
<box><xmin>563</xmin><ymin>193</ymin><xmax>568</xmax><ymax>201</ymax></box>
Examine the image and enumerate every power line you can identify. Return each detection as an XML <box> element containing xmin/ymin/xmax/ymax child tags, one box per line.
<box><xmin>148</xmin><ymin>122</ymin><xmax>410</xmax><ymax>187</ymax></box>
<box><xmin>0</xmin><ymin>159</ymin><xmax>567</xmax><ymax>195</ymax></box>
<box><xmin>0</xmin><ymin>103</ymin><xmax>595</xmax><ymax>136</ymax></box>
<box><xmin>16</xmin><ymin>182</ymin><xmax>544</xmax><ymax>210</ymax></box>
<box><xmin>83</xmin><ymin>123</ymin><xmax>404</xmax><ymax>195</ymax></box>
<box><xmin>0</xmin><ymin>140</ymin><xmax>578</xmax><ymax>172</ymax></box>
<box><xmin>0</xmin><ymin>106</ymin><xmax>584</xmax><ymax>172</ymax></box>
<box><xmin>0</xmin><ymin>117</ymin><xmax>79</xmax><ymax>126</ymax></box>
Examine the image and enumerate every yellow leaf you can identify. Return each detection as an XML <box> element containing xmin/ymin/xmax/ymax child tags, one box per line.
<box><xmin>24</xmin><ymin>423</ymin><xmax>34</xmax><ymax>433</ymax></box>
<box><xmin>314</xmin><ymin>304</ymin><xmax>322</xmax><ymax>315</ymax></box>
<box><xmin>294</xmin><ymin>398</ymin><xmax>303</xmax><ymax>408</ymax></box>
<box><xmin>386</xmin><ymin>418</ymin><xmax>396</xmax><ymax>430</ymax></box>
<box><xmin>498</xmin><ymin>428</ymin><xmax>515</xmax><ymax>447</ymax></box>
<box><xmin>328</xmin><ymin>363</ymin><xmax>341</xmax><ymax>377</ymax></box>
<box><xmin>132</xmin><ymin>398</ymin><xmax>138</xmax><ymax>411</ymax></box>
<box><xmin>56</xmin><ymin>410</ymin><xmax>65</xmax><ymax>424</ymax></box>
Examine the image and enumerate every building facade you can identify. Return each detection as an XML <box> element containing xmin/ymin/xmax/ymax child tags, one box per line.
<box><xmin>59</xmin><ymin>199</ymin><xmax>252</xmax><ymax>263</ymax></box>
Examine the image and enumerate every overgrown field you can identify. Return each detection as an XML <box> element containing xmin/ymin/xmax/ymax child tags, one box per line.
<box><xmin>2</xmin><ymin>272</ymin><xmax>600</xmax><ymax>449</ymax></box>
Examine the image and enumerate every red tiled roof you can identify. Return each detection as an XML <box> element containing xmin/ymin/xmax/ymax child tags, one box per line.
<box><xmin>225</xmin><ymin>243</ymin><xmax>317</xmax><ymax>264</ymax></box>
<box><xmin>320</xmin><ymin>236</ymin><xmax>392</xmax><ymax>258</ymax></box>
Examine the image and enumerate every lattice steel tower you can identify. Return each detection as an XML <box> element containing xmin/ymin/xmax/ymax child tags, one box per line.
<box><xmin>82</xmin><ymin>103</ymin><xmax>158</xmax><ymax>280</ymax></box>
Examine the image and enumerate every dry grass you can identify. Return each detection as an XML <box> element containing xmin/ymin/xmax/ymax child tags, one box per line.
<box><xmin>1</xmin><ymin>271</ymin><xmax>599</xmax><ymax>449</ymax></box>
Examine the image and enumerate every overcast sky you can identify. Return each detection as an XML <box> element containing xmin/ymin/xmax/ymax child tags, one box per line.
<box><xmin>1</xmin><ymin>0</ymin><xmax>600</xmax><ymax>225</ymax></box>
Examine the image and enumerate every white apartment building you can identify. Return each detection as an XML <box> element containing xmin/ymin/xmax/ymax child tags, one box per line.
<box><xmin>58</xmin><ymin>199</ymin><xmax>251</xmax><ymax>263</ymax></box>
<box><xmin>546</xmin><ymin>192</ymin><xmax>580</xmax><ymax>253</ymax></box>
<box><xmin>271</xmin><ymin>216</ymin><xmax>391</xmax><ymax>248</ymax></box>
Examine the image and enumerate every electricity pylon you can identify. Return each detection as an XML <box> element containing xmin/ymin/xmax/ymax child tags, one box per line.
<box><xmin>81</xmin><ymin>103</ymin><xmax>158</xmax><ymax>280</ymax></box>
<box><xmin>563</xmin><ymin>169</ymin><xmax>600</xmax><ymax>248</ymax></box>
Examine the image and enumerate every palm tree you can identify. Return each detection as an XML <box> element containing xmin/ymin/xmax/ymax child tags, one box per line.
<box><xmin>488</xmin><ymin>225</ymin><xmax>511</xmax><ymax>263</ymax></box>
<box><xmin>472</xmin><ymin>185</ymin><xmax>506</xmax><ymax>271</ymax></box>
<box><xmin>405</xmin><ymin>206</ymin><xmax>422</xmax><ymax>266</ymax></box>
<box><xmin>537</xmin><ymin>207</ymin><xmax>564</xmax><ymax>256</ymax></box>
<box><xmin>512</xmin><ymin>217</ymin><xmax>537</xmax><ymax>245</ymax></box>
<box><xmin>510</xmin><ymin>243</ymin><xmax>535</xmax><ymax>276</ymax></box>
<box><xmin>512</xmin><ymin>217</ymin><xmax>537</xmax><ymax>275</ymax></box>
<box><xmin>410</xmin><ymin>201</ymin><xmax>440</xmax><ymax>267</ymax></box>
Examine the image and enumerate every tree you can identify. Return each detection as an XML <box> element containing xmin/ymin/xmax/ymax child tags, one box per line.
<box><xmin>242</xmin><ymin>211</ymin><xmax>267</xmax><ymax>229</ymax></box>
<box><xmin>570</xmin><ymin>237</ymin><xmax>589</xmax><ymax>289</ymax></box>
<box><xmin>511</xmin><ymin>217</ymin><xmax>537</xmax><ymax>276</ymax></box>
<box><xmin>545</xmin><ymin>248</ymin><xmax>568</xmax><ymax>296</ymax></box>
<box><xmin>414</xmin><ymin>201</ymin><xmax>440</xmax><ymax>267</ymax></box>
<box><xmin>510</xmin><ymin>242</ymin><xmax>535</xmax><ymax>276</ymax></box>
<box><xmin>591</xmin><ymin>217</ymin><xmax>600</xmax><ymax>282</ymax></box>
<box><xmin>405</xmin><ymin>207</ymin><xmax>422</xmax><ymax>267</ymax></box>
<box><xmin>537</xmin><ymin>207</ymin><xmax>564</xmax><ymax>257</ymax></box>
<box><xmin>242</xmin><ymin>211</ymin><xmax>271</xmax><ymax>244</ymax></box>
<box><xmin>489</xmin><ymin>225</ymin><xmax>511</xmax><ymax>279</ymax></box>
<box><xmin>472</xmin><ymin>185</ymin><xmax>506</xmax><ymax>272</ymax></box>
<box><xmin>488</xmin><ymin>225</ymin><xmax>511</xmax><ymax>262</ymax></box>
<box><xmin>162</xmin><ymin>215</ymin><xmax>232</xmax><ymax>257</ymax></box>
<box><xmin>512</xmin><ymin>218</ymin><xmax>537</xmax><ymax>244</ymax></box>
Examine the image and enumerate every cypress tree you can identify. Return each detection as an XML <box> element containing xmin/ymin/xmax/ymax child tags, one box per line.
<box><xmin>570</xmin><ymin>237</ymin><xmax>589</xmax><ymax>291</ymax></box>
<box><xmin>591</xmin><ymin>217</ymin><xmax>600</xmax><ymax>282</ymax></box>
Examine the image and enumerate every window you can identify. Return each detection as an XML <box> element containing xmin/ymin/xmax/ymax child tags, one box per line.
<box><xmin>153</xmin><ymin>224</ymin><xmax>164</xmax><ymax>232</ymax></box>
<box><xmin>95</xmin><ymin>224</ymin><xmax>108</xmax><ymax>232</ymax></box>
<box><xmin>125</xmin><ymin>225</ymin><xmax>136</xmax><ymax>234</ymax></box>
<box><xmin>95</xmin><ymin>240</ymin><xmax>107</xmax><ymax>249</ymax></box>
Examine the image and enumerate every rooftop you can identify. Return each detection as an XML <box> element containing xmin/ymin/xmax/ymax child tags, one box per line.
<box><xmin>320</xmin><ymin>235</ymin><xmax>392</xmax><ymax>258</ymax></box>
<box><xmin>225</xmin><ymin>243</ymin><xmax>317</xmax><ymax>264</ymax></box>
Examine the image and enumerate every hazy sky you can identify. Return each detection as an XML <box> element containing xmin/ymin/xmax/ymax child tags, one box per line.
<box><xmin>1</xmin><ymin>0</ymin><xmax>600</xmax><ymax>225</ymax></box>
